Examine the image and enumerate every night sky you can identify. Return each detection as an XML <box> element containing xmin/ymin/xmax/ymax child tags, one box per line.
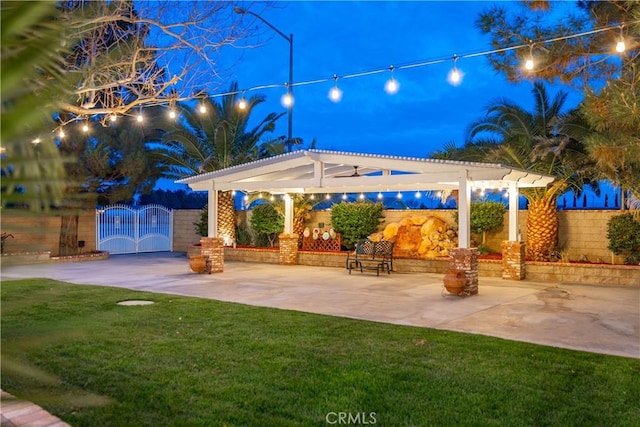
<box><xmin>221</xmin><ymin>1</ymin><xmax>583</xmax><ymax>157</ymax></box>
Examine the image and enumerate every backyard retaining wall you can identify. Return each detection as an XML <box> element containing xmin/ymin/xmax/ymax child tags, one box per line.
<box><xmin>0</xmin><ymin>208</ymin><xmax>630</xmax><ymax>265</ymax></box>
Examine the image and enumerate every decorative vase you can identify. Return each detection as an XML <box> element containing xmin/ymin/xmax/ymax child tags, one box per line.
<box><xmin>189</xmin><ymin>254</ymin><xmax>207</xmax><ymax>273</ymax></box>
<box><xmin>443</xmin><ymin>269</ymin><xmax>466</xmax><ymax>294</ymax></box>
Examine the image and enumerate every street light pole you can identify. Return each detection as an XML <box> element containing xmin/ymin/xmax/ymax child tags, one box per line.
<box><xmin>234</xmin><ymin>7</ymin><xmax>294</xmax><ymax>152</ymax></box>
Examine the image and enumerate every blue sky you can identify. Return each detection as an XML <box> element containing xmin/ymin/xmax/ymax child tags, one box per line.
<box><xmin>218</xmin><ymin>1</ymin><xmax>583</xmax><ymax>157</ymax></box>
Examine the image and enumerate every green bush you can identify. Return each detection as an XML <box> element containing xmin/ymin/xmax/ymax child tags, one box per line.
<box><xmin>330</xmin><ymin>201</ymin><xmax>385</xmax><ymax>248</ymax></box>
<box><xmin>194</xmin><ymin>205</ymin><xmax>208</xmax><ymax>237</ymax></box>
<box><xmin>607</xmin><ymin>213</ymin><xmax>640</xmax><ymax>264</ymax></box>
<box><xmin>454</xmin><ymin>200</ymin><xmax>505</xmax><ymax>247</ymax></box>
<box><xmin>249</xmin><ymin>204</ymin><xmax>283</xmax><ymax>247</ymax></box>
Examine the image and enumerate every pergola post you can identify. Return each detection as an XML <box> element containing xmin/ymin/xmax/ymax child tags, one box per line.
<box><xmin>447</xmin><ymin>170</ymin><xmax>478</xmax><ymax>296</ymax></box>
<box><xmin>200</xmin><ymin>185</ymin><xmax>224</xmax><ymax>273</ymax></box>
<box><xmin>457</xmin><ymin>171</ymin><xmax>471</xmax><ymax>248</ymax></box>
<box><xmin>279</xmin><ymin>193</ymin><xmax>299</xmax><ymax>265</ymax></box>
<box><xmin>501</xmin><ymin>183</ymin><xmax>526</xmax><ymax>280</ymax></box>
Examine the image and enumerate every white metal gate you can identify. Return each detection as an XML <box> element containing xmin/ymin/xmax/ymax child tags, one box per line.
<box><xmin>96</xmin><ymin>204</ymin><xmax>173</xmax><ymax>254</ymax></box>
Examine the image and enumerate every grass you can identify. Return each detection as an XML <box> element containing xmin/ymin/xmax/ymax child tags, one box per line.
<box><xmin>2</xmin><ymin>278</ymin><xmax>639</xmax><ymax>426</ymax></box>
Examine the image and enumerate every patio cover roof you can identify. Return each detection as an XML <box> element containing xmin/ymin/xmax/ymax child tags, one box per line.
<box><xmin>177</xmin><ymin>149</ymin><xmax>554</xmax><ymax>248</ymax></box>
<box><xmin>176</xmin><ymin>149</ymin><xmax>554</xmax><ymax>194</ymax></box>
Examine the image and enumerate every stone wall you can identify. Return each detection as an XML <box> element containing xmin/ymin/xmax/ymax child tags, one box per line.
<box><xmin>305</xmin><ymin>209</ymin><xmax>624</xmax><ymax>263</ymax></box>
<box><xmin>1</xmin><ymin>211</ymin><xmax>96</xmax><ymax>256</ymax></box>
<box><xmin>173</xmin><ymin>209</ymin><xmax>202</xmax><ymax>252</ymax></box>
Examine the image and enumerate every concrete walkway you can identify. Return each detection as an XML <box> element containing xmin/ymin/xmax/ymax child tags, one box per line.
<box><xmin>2</xmin><ymin>252</ymin><xmax>638</xmax><ymax>426</ymax></box>
<box><xmin>2</xmin><ymin>252</ymin><xmax>638</xmax><ymax>358</ymax></box>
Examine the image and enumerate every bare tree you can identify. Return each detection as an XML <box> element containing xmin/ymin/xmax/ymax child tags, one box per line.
<box><xmin>55</xmin><ymin>1</ymin><xmax>273</xmax><ymax>126</ymax></box>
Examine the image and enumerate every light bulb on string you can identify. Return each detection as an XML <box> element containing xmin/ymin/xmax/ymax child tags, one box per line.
<box><xmin>414</xmin><ymin>191</ymin><xmax>421</xmax><ymax>199</ymax></box>
<box><xmin>281</xmin><ymin>91</ymin><xmax>293</xmax><ymax>107</ymax></box>
<box><xmin>199</xmin><ymin>101</ymin><xmax>207</xmax><ymax>114</ymax></box>
<box><xmin>359</xmin><ymin>192</ymin><xmax>365</xmax><ymax>200</ymax></box>
<box><xmin>109</xmin><ymin>114</ymin><xmax>117</xmax><ymax>123</ymax></box>
<box><xmin>325</xmin><ymin>193</ymin><xmax>331</xmax><ymax>200</ymax></box>
<box><xmin>58</xmin><ymin>129</ymin><xmax>65</xmax><ymax>138</ymax></box>
<box><xmin>384</xmin><ymin>65</ymin><xmax>399</xmax><ymax>94</ymax></box>
<box><xmin>32</xmin><ymin>137</ymin><xmax>41</xmax><ymax>145</ymax></box>
<box><xmin>524</xmin><ymin>41</ymin><xmax>535</xmax><ymax>71</ymax></box>
<box><xmin>377</xmin><ymin>192</ymin><xmax>383</xmax><ymax>200</ymax></box>
<box><xmin>342</xmin><ymin>193</ymin><xmax>347</xmax><ymax>200</ymax></box>
<box><xmin>231</xmin><ymin>190</ymin><xmax>236</xmax><ymax>196</ymax></box>
<box><xmin>238</xmin><ymin>91</ymin><xmax>247</xmax><ymax>110</ymax></box>
<box><xmin>310</xmin><ymin>194</ymin><xmax>315</xmax><ymax>200</ymax></box>
<box><xmin>616</xmin><ymin>25</ymin><xmax>626</xmax><ymax>52</ymax></box>
<box><xmin>396</xmin><ymin>192</ymin><xmax>402</xmax><ymax>199</ymax></box>
<box><xmin>447</xmin><ymin>54</ymin><xmax>463</xmax><ymax>86</ymax></box>
<box><xmin>328</xmin><ymin>74</ymin><xmax>343</xmax><ymax>102</ymax></box>
<box><xmin>82</xmin><ymin>123</ymin><xmax>89</xmax><ymax>133</ymax></box>
<box><xmin>169</xmin><ymin>109</ymin><xmax>177</xmax><ymax>119</ymax></box>
<box><xmin>136</xmin><ymin>111</ymin><xmax>144</xmax><ymax>123</ymax></box>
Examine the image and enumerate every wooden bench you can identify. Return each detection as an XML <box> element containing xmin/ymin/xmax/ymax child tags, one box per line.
<box><xmin>346</xmin><ymin>239</ymin><xmax>395</xmax><ymax>276</ymax></box>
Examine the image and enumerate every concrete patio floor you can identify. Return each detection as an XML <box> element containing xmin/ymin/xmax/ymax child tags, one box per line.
<box><xmin>2</xmin><ymin>252</ymin><xmax>638</xmax><ymax>359</ymax></box>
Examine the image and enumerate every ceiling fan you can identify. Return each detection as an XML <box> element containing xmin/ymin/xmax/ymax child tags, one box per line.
<box><xmin>335</xmin><ymin>166</ymin><xmax>361</xmax><ymax>178</ymax></box>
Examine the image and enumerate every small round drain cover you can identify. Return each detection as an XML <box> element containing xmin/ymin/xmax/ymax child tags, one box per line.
<box><xmin>117</xmin><ymin>300</ymin><xmax>155</xmax><ymax>306</ymax></box>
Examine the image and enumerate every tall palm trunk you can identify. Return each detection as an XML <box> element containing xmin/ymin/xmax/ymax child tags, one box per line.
<box><xmin>217</xmin><ymin>190</ymin><xmax>236</xmax><ymax>244</ymax></box>
<box><xmin>526</xmin><ymin>195</ymin><xmax>559</xmax><ymax>261</ymax></box>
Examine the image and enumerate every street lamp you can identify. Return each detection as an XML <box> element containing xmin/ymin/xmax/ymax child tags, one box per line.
<box><xmin>234</xmin><ymin>7</ymin><xmax>294</xmax><ymax>152</ymax></box>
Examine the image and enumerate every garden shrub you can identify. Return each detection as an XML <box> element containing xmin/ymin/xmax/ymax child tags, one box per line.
<box><xmin>194</xmin><ymin>205</ymin><xmax>208</xmax><ymax>237</ymax></box>
<box><xmin>249</xmin><ymin>204</ymin><xmax>283</xmax><ymax>247</ymax></box>
<box><xmin>607</xmin><ymin>213</ymin><xmax>640</xmax><ymax>264</ymax></box>
<box><xmin>454</xmin><ymin>199</ymin><xmax>505</xmax><ymax>253</ymax></box>
<box><xmin>330</xmin><ymin>201</ymin><xmax>385</xmax><ymax>249</ymax></box>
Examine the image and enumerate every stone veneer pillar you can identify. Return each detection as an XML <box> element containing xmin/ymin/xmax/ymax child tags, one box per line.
<box><xmin>278</xmin><ymin>233</ymin><xmax>299</xmax><ymax>265</ymax></box>
<box><xmin>448</xmin><ymin>247</ymin><xmax>479</xmax><ymax>296</ymax></box>
<box><xmin>501</xmin><ymin>241</ymin><xmax>526</xmax><ymax>280</ymax></box>
<box><xmin>200</xmin><ymin>237</ymin><xmax>224</xmax><ymax>273</ymax></box>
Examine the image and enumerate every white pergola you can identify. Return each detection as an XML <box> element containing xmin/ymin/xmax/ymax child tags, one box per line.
<box><xmin>177</xmin><ymin>149</ymin><xmax>554</xmax><ymax>248</ymax></box>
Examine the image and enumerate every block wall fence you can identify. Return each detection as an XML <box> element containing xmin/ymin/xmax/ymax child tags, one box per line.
<box><xmin>0</xmin><ymin>208</ymin><xmax>630</xmax><ymax>264</ymax></box>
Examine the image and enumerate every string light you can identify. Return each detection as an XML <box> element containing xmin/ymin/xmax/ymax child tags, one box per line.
<box><xmin>616</xmin><ymin>25</ymin><xmax>626</xmax><ymax>52</ymax></box>
<box><xmin>58</xmin><ymin>129</ymin><xmax>65</xmax><ymax>138</ymax></box>
<box><xmin>82</xmin><ymin>123</ymin><xmax>89</xmax><ymax>133</ymax></box>
<box><xmin>359</xmin><ymin>192</ymin><xmax>365</xmax><ymax>200</ymax></box>
<box><xmin>136</xmin><ymin>111</ymin><xmax>144</xmax><ymax>123</ymax></box>
<box><xmin>342</xmin><ymin>193</ymin><xmax>347</xmax><ymax>200</ymax></box>
<box><xmin>45</xmin><ymin>20</ymin><xmax>636</xmax><ymax>132</ymax></box>
<box><xmin>325</xmin><ymin>193</ymin><xmax>331</xmax><ymax>200</ymax></box>
<box><xmin>384</xmin><ymin>65</ymin><xmax>399</xmax><ymax>94</ymax></box>
<box><xmin>281</xmin><ymin>90</ymin><xmax>293</xmax><ymax>107</ymax></box>
<box><xmin>238</xmin><ymin>94</ymin><xmax>247</xmax><ymax>110</ymax></box>
<box><xmin>169</xmin><ymin>109</ymin><xmax>177</xmax><ymax>119</ymax></box>
<box><xmin>329</xmin><ymin>74</ymin><xmax>343</xmax><ymax>102</ymax></box>
<box><xmin>414</xmin><ymin>191</ymin><xmax>421</xmax><ymax>198</ymax></box>
<box><xmin>524</xmin><ymin>41</ymin><xmax>535</xmax><ymax>71</ymax></box>
<box><xmin>377</xmin><ymin>192</ymin><xmax>383</xmax><ymax>200</ymax></box>
<box><xmin>32</xmin><ymin>137</ymin><xmax>41</xmax><ymax>145</ymax></box>
<box><xmin>447</xmin><ymin>54</ymin><xmax>463</xmax><ymax>86</ymax></box>
<box><xmin>110</xmin><ymin>114</ymin><xmax>117</xmax><ymax>122</ymax></box>
<box><xmin>396</xmin><ymin>192</ymin><xmax>402</xmax><ymax>199</ymax></box>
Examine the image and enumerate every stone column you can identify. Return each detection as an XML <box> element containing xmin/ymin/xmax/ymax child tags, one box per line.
<box><xmin>201</xmin><ymin>237</ymin><xmax>224</xmax><ymax>273</ymax></box>
<box><xmin>448</xmin><ymin>247</ymin><xmax>479</xmax><ymax>296</ymax></box>
<box><xmin>501</xmin><ymin>241</ymin><xmax>526</xmax><ymax>280</ymax></box>
<box><xmin>279</xmin><ymin>233</ymin><xmax>299</xmax><ymax>265</ymax></box>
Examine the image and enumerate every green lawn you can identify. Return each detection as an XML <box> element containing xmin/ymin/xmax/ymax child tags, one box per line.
<box><xmin>2</xmin><ymin>278</ymin><xmax>639</xmax><ymax>426</ymax></box>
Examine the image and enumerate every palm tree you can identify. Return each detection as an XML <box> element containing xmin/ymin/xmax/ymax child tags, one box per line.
<box><xmin>464</xmin><ymin>82</ymin><xmax>596</xmax><ymax>261</ymax></box>
<box><xmin>158</xmin><ymin>82</ymin><xmax>285</xmax><ymax>243</ymax></box>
